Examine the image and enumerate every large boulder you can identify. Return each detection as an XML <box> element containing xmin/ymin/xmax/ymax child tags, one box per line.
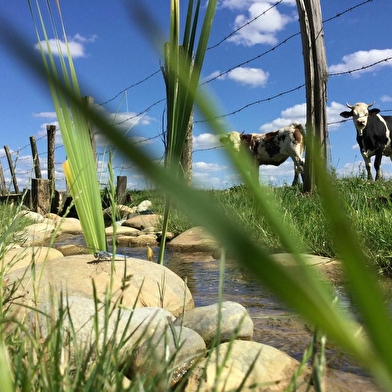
<box><xmin>7</xmin><ymin>255</ymin><xmax>194</xmax><ymax>317</ymax></box>
<box><xmin>185</xmin><ymin>340</ymin><xmax>305</xmax><ymax>392</ymax></box>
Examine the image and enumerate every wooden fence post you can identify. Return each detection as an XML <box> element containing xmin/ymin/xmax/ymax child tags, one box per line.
<box><xmin>30</xmin><ymin>136</ymin><xmax>42</xmax><ymax>179</ymax></box>
<box><xmin>296</xmin><ymin>0</ymin><xmax>328</xmax><ymax>193</ymax></box>
<box><xmin>4</xmin><ymin>145</ymin><xmax>19</xmax><ymax>194</ymax></box>
<box><xmin>0</xmin><ymin>160</ymin><xmax>7</xmax><ymax>196</ymax></box>
<box><xmin>116</xmin><ymin>176</ymin><xmax>127</xmax><ymax>204</ymax></box>
<box><xmin>47</xmin><ymin>125</ymin><xmax>56</xmax><ymax>197</ymax></box>
<box><xmin>31</xmin><ymin>178</ymin><xmax>51</xmax><ymax>215</ymax></box>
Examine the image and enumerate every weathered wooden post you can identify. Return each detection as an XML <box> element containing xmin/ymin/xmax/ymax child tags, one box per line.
<box><xmin>4</xmin><ymin>145</ymin><xmax>19</xmax><ymax>194</ymax></box>
<box><xmin>31</xmin><ymin>178</ymin><xmax>51</xmax><ymax>215</ymax></box>
<box><xmin>296</xmin><ymin>0</ymin><xmax>328</xmax><ymax>193</ymax></box>
<box><xmin>0</xmin><ymin>160</ymin><xmax>6</xmax><ymax>196</ymax></box>
<box><xmin>30</xmin><ymin>136</ymin><xmax>42</xmax><ymax>179</ymax></box>
<box><xmin>115</xmin><ymin>175</ymin><xmax>128</xmax><ymax>205</ymax></box>
<box><xmin>47</xmin><ymin>125</ymin><xmax>56</xmax><ymax>196</ymax></box>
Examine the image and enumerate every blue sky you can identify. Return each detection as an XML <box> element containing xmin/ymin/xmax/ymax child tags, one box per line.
<box><xmin>1</xmin><ymin>0</ymin><xmax>392</xmax><ymax>192</ymax></box>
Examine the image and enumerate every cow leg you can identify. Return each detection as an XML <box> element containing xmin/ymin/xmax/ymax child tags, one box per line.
<box><xmin>291</xmin><ymin>171</ymin><xmax>299</xmax><ymax>186</ymax></box>
<box><xmin>361</xmin><ymin>153</ymin><xmax>373</xmax><ymax>180</ymax></box>
<box><xmin>374</xmin><ymin>150</ymin><xmax>383</xmax><ymax>180</ymax></box>
<box><xmin>291</xmin><ymin>157</ymin><xmax>305</xmax><ymax>186</ymax></box>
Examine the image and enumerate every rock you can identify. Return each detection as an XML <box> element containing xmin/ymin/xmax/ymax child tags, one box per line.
<box><xmin>130</xmin><ymin>325</ymin><xmax>206</xmax><ymax>387</ymax></box>
<box><xmin>167</xmin><ymin>226</ymin><xmax>220</xmax><ymax>252</ymax></box>
<box><xmin>7</xmin><ymin>254</ymin><xmax>194</xmax><ymax>317</ymax></box>
<box><xmin>185</xmin><ymin>340</ymin><xmax>305</xmax><ymax>392</ymax></box>
<box><xmin>17</xmin><ymin>210</ymin><xmax>45</xmax><ymax>223</ymax></box>
<box><xmin>270</xmin><ymin>253</ymin><xmax>343</xmax><ymax>282</ymax></box>
<box><xmin>16</xmin><ymin>220</ymin><xmax>57</xmax><ymax>246</ymax></box>
<box><xmin>33</xmin><ymin>296</ymin><xmax>176</xmax><ymax>359</ymax></box>
<box><xmin>54</xmin><ymin>217</ymin><xmax>83</xmax><ymax>234</ymax></box>
<box><xmin>115</xmin><ymin>234</ymin><xmax>158</xmax><ymax>248</ymax></box>
<box><xmin>137</xmin><ymin>200</ymin><xmax>152</xmax><ymax>213</ymax></box>
<box><xmin>105</xmin><ymin>226</ymin><xmax>140</xmax><ymax>236</ymax></box>
<box><xmin>175</xmin><ymin>301</ymin><xmax>253</xmax><ymax>347</ymax></box>
<box><xmin>122</xmin><ymin>214</ymin><xmax>162</xmax><ymax>231</ymax></box>
<box><xmin>4</xmin><ymin>246</ymin><xmax>63</xmax><ymax>272</ymax></box>
<box><xmin>103</xmin><ymin>204</ymin><xmax>136</xmax><ymax>220</ymax></box>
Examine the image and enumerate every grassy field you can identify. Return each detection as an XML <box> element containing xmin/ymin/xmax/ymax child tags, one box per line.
<box><xmin>130</xmin><ymin>176</ymin><xmax>392</xmax><ymax>276</ymax></box>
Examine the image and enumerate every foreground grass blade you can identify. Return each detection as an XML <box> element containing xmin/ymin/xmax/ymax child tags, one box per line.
<box><xmin>28</xmin><ymin>0</ymin><xmax>106</xmax><ymax>252</ymax></box>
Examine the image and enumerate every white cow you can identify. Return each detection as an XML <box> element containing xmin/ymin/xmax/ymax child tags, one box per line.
<box><xmin>340</xmin><ymin>102</ymin><xmax>392</xmax><ymax>180</ymax></box>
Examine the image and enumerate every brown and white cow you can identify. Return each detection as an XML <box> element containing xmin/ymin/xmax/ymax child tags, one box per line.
<box><xmin>220</xmin><ymin>122</ymin><xmax>305</xmax><ymax>185</ymax></box>
<box><xmin>340</xmin><ymin>102</ymin><xmax>392</xmax><ymax>180</ymax></box>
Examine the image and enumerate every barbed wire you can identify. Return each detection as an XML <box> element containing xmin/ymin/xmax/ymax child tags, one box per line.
<box><xmin>207</xmin><ymin>0</ymin><xmax>285</xmax><ymax>50</ymax></box>
<box><xmin>0</xmin><ymin>0</ymin><xmax>387</xmax><ymax>186</ymax></box>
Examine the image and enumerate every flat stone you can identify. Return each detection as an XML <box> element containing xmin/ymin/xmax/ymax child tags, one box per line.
<box><xmin>122</xmin><ymin>214</ymin><xmax>161</xmax><ymax>230</ymax></box>
<box><xmin>167</xmin><ymin>226</ymin><xmax>220</xmax><ymax>252</ymax></box>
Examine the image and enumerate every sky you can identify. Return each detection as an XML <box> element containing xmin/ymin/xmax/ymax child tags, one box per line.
<box><xmin>1</xmin><ymin>0</ymin><xmax>392</xmax><ymax>192</ymax></box>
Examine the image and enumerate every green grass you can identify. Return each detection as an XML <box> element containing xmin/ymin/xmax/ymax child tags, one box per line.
<box><xmin>131</xmin><ymin>177</ymin><xmax>392</xmax><ymax>275</ymax></box>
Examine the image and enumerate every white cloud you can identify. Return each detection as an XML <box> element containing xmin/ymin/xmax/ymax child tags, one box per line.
<box><xmin>34</xmin><ymin>34</ymin><xmax>97</xmax><ymax>58</ymax></box>
<box><xmin>193</xmin><ymin>161</ymin><xmax>227</xmax><ymax>172</ymax></box>
<box><xmin>193</xmin><ymin>133</ymin><xmax>220</xmax><ymax>150</ymax></box>
<box><xmin>381</xmin><ymin>95</ymin><xmax>392</xmax><ymax>102</ymax></box>
<box><xmin>259</xmin><ymin>103</ymin><xmax>306</xmax><ymax>131</ymax></box>
<box><xmin>33</xmin><ymin>111</ymin><xmax>57</xmax><ymax>119</ymax></box>
<box><xmin>259</xmin><ymin>101</ymin><xmax>349</xmax><ymax>133</ymax></box>
<box><xmin>329</xmin><ymin>49</ymin><xmax>392</xmax><ymax>76</ymax></box>
<box><xmin>228</xmin><ymin>67</ymin><xmax>269</xmax><ymax>87</ymax></box>
<box><xmin>207</xmin><ymin>67</ymin><xmax>269</xmax><ymax>87</ymax></box>
<box><xmin>226</xmin><ymin>1</ymin><xmax>294</xmax><ymax>46</ymax></box>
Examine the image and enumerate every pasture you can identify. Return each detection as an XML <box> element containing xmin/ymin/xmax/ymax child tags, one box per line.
<box><xmin>133</xmin><ymin>175</ymin><xmax>392</xmax><ymax>276</ymax></box>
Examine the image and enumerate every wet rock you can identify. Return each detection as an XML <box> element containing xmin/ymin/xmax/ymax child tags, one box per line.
<box><xmin>167</xmin><ymin>226</ymin><xmax>220</xmax><ymax>252</ymax></box>
<box><xmin>175</xmin><ymin>301</ymin><xmax>253</xmax><ymax>347</ymax></box>
<box><xmin>7</xmin><ymin>254</ymin><xmax>194</xmax><ymax>317</ymax></box>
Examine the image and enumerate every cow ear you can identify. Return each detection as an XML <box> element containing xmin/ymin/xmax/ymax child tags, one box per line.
<box><xmin>369</xmin><ymin>108</ymin><xmax>380</xmax><ymax>115</ymax></box>
<box><xmin>340</xmin><ymin>111</ymin><xmax>352</xmax><ymax>118</ymax></box>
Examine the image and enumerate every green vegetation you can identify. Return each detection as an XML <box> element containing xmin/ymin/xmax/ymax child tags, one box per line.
<box><xmin>131</xmin><ymin>177</ymin><xmax>392</xmax><ymax>274</ymax></box>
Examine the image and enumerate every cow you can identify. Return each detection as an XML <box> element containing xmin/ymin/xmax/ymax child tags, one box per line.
<box><xmin>220</xmin><ymin>122</ymin><xmax>306</xmax><ymax>186</ymax></box>
<box><xmin>340</xmin><ymin>102</ymin><xmax>392</xmax><ymax>180</ymax></box>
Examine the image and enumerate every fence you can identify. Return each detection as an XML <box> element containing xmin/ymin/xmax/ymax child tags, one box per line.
<box><xmin>0</xmin><ymin>124</ymin><xmax>129</xmax><ymax>215</ymax></box>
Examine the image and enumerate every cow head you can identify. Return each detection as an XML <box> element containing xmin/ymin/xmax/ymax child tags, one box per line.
<box><xmin>220</xmin><ymin>131</ymin><xmax>244</xmax><ymax>152</ymax></box>
<box><xmin>340</xmin><ymin>102</ymin><xmax>380</xmax><ymax>133</ymax></box>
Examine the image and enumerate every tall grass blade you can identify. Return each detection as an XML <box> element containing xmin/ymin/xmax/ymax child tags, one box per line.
<box><xmin>158</xmin><ymin>0</ymin><xmax>217</xmax><ymax>264</ymax></box>
<box><xmin>28</xmin><ymin>0</ymin><xmax>106</xmax><ymax>252</ymax></box>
